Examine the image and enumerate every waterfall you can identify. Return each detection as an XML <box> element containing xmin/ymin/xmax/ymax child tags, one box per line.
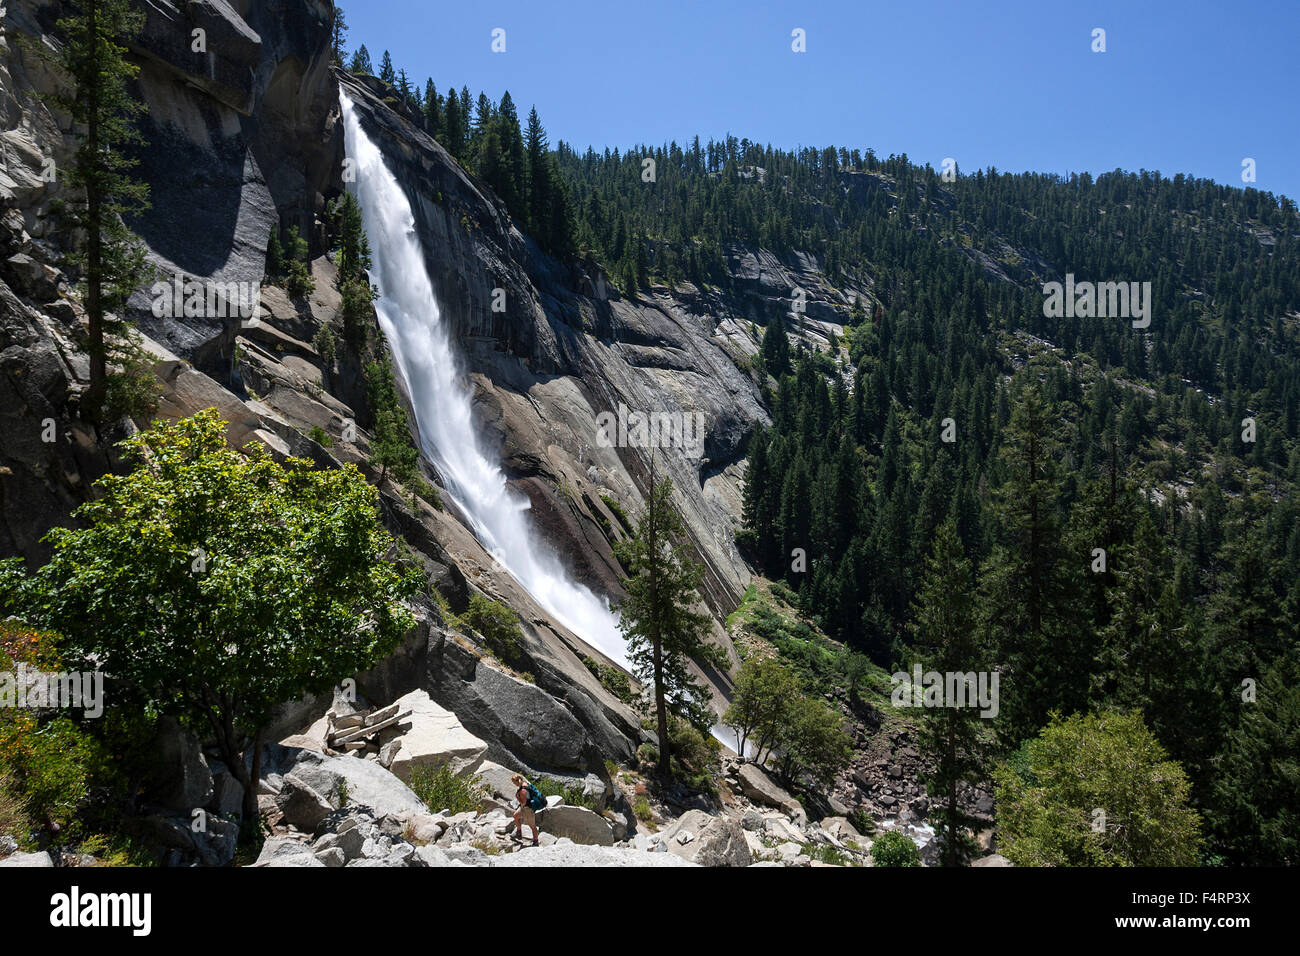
<box><xmin>340</xmin><ymin>91</ymin><xmax>630</xmax><ymax>671</ymax></box>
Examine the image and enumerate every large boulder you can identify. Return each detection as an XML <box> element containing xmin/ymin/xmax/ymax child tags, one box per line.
<box><xmin>252</xmin><ymin>838</ymin><xmax>326</xmax><ymax>868</ymax></box>
<box><xmin>385</xmin><ymin>689</ymin><xmax>490</xmax><ymax>782</ymax></box>
<box><xmin>277</xmin><ymin>748</ymin><xmax>426</xmax><ymax>818</ymax></box>
<box><xmin>535</xmin><ymin>805</ymin><xmax>615</xmax><ymax>847</ymax></box>
<box><xmin>660</xmin><ymin>810</ymin><xmax>752</xmax><ymax>867</ymax></box>
<box><xmin>275</xmin><ymin>773</ymin><xmax>335</xmax><ymax>832</ymax></box>
<box><xmin>427</xmin><ymin>632</ymin><xmax>600</xmax><ymax>772</ymax></box>
<box><xmin>0</xmin><ymin>851</ymin><xmax>53</xmax><ymax>868</ymax></box>
<box><xmin>737</xmin><ymin>763</ymin><xmax>805</xmax><ymax>821</ymax></box>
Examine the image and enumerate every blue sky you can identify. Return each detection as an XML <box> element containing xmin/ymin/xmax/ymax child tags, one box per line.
<box><xmin>339</xmin><ymin>0</ymin><xmax>1300</xmax><ymax>200</ymax></box>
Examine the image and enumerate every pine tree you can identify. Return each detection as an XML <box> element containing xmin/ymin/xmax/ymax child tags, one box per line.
<box><xmin>1212</xmin><ymin>650</ymin><xmax>1300</xmax><ymax>865</ymax></box>
<box><xmin>46</xmin><ymin>0</ymin><xmax>152</xmax><ymax>422</ymax></box>
<box><xmin>496</xmin><ymin>92</ymin><xmax>527</xmax><ymax>220</ymax></box>
<box><xmin>614</xmin><ymin>472</ymin><xmax>721</xmax><ymax>779</ymax></box>
<box><xmin>443</xmin><ymin>88</ymin><xmax>463</xmax><ymax>158</ymax></box>
<box><xmin>365</xmin><ymin>360</ymin><xmax>421</xmax><ymax>487</ymax></box>
<box><xmin>979</xmin><ymin>383</ymin><xmax>1082</xmax><ymax>742</ymax></box>
<box><xmin>525</xmin><ymin>106</ymin><xmax>550</xmax><ymax>239</ymax></box>
<box><xmin>379</xmin><ymin>50</ymin><xmax>396</xmax><ymax>87</ymax></box>
<box><xmin>761</xmin><ymin>315</ymin><xmax>791</xmax><ymax>377</ymax></box>
<box><xmin>423</xmin><ymin>80</ymin><xmax>442</xmax><ymax>137</ymax></box>
<box><xmin>349</xmin><ymin>44</ymin><xmax>373</xmax><ymax>75</ymax></box>
<box><xmin>912</xmin><ymin>519</ymin><xmax>986</xmax><ymax>866</ymax></box>
<box><xmin>330</xmin><ymin>7</ymin><xmax>347</xmax><ymax>66</ymax></box>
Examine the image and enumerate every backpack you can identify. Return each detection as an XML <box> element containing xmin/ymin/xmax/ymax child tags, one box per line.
<box><xmin>526</xmin><ymin>784</ymin><xmax>545</xmax><ymax>811</ymax></box>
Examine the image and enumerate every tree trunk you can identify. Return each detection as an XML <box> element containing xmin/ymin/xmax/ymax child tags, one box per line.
<box><xmin>241</xmin><ymin>728</ymin><xmax>263</xmax><ymax>824</ymax></box>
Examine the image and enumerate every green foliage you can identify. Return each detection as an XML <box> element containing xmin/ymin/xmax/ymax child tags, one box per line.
<box><xmin>911</xmin><ymin>519</ymin><xmax>987</xmax><ymax>866</ymax></box>
<box><xmin>632</xmin><ymin>795</ymin><xmax>654</xmax><ymax>822</ymax></box>
<box><xmin>459</xmin><ymin>593</ymin><xmax>525</xmax><ymax>663</ymax></box>
<box><xmin>364</xmin><ymin>359</ymin><xmax>425</xmax><ymax>491</ymax></box>
<box><xmin>599</xmin><ymin>493</ymin><xmax>632</xmax><ymax>533</ymax></box>
<box><xmin>871</xmin><ymin>830</ymin><xmax>921</xmax><ymax>867</ymax></box>
<box><xmin>43</xmin><ymin>0</ymin><xmax>151</xmax><ymax>421</ymax></box>
<box><xmin>532</xmin><ymin>775</ymin><xmax>598</xmax><ymax>811</ymax></box>
<box><xmin>307</xmin><ymin>425</ymin><xmax>334</xmax><ymax>448</ymax></box>
<box><xmin>312</xmin><ymin>323</ymin><xmax>337</xmax><ymax>365</ymax></box>
<box><xmin>614</xmin><ymin>476</ymin><xmax>723</xmax><ymax>777</ymax></box>
<box><xmin>723</xmin><ymin>655</ymin><xmax>851</xmax><ymax>791</ymax></box>
<box><xmin>0</xmin><ymin>410</ymin><xmax>420</xmax><ymax>826</ymax></box>
<box><xmin>1211</xmin><ymin>651</ymin><xmax>1300</xmax><ymax>865</ymax></box>
<box><xmin>104</xmin><ymin>331</ymin><xmax>162</xmax><ymax>423</ymax></box>
<box><xmin>582</xmin><ymin>655</ymin><xmax>634</xmax><ymax>703</ymax></box>
<box><xmin>805</xmin><ymin>841</ymin><xmax>849</xmax><ymax>866</ymax></box>
<box><xmin>408</xmin><ymin>763</ymin><xmax>487</xmax><ymax>815</ymax></box>
<box><xmin>722</xmin><ymin>655</ymin><xmax>800</xmax><ymax>761</ymax></box>
<box><xmin>847</xmin><ymin>807</ymin><xmax>876</xmax><ymax>836</ymax></box>
<box><xmin>666</xmin><ymin>718</ymin><xmax>722</xmax><ymax>792</ymax></box>
<box><xmin>0</xmin><ymin>763</ymin><xmax>26</xmax><ymax>850</ymax></box>
<box><xmin>771</xmin><ymin>694</ymin><xmax>853</xmax><ymax>791</ymax></box>
<box><xmin>283</xmin><ymin>225</ymin><xmax>316</xmax><ymax>299</ymax></box>
<box><xmin>993</xmin><ymin>710</ymin><xmax>1202</xmax><ymax>867</ymax></box>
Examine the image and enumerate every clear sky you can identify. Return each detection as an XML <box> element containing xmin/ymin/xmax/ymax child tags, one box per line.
<box><xmin>338</xmin><ymin>0</ymin><xmax>1300</xmax><ymax>201</ymax></box>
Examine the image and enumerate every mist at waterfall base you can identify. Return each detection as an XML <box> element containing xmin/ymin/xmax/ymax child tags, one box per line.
<box><xmin>340</xmin><ymin>92</ymin><xmax>629</xmax><ymax>672</ymax></box>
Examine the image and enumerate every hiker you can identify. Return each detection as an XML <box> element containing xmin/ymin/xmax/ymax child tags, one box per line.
<box><xmin>511</xmin><ymin>773</ymin><xmax>545</xmax><ymax>845</ymax></box>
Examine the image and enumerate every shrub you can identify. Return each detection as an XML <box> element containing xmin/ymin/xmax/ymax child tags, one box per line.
<box><xmin>806</xmin><ymin>841</ymin><xmax>848</xmax><ymax>866</ymax></box>
<box><xmin>105</xmin><ymin>333</ymin><xmax>162</xmax><ymax>423</ymax></box>
<box><xmin>847</xmin><ymin>807</ymin><xmax>876</xmax><ymax>836</ymax></box>
<box><xmin>871</xmin><ymin>830</ymin><xmax>921</xmax><ymax>867</ymax></box>
<box><xmin>313</xmin><ymin>324</ymin><xmax>337</xmax><ymax>364</ymax></box>
<box><xmin>993</xmin><ymin>709</ymin><xmax>1202</xmax><ymax>866</ymax></box>
<box><xmin>0</xmin><ymin>763</ymin><xmax>29</xmax><ymax>852</ymax></box>
<box><xmin>599</xmin><ymin>493</ymin><xmax>631</xmax><ymax>533</ymax></box>
<box><xmin>667</xmin><ymin>719</ymin><xmax>721</xmax><ymax>793</ymax></box>
<box><xmin>283</xmin><ymin>225</ymin><xmax>315</xmax><ymax>299</ymax></box>
<box><xmin>408</xmin><ymin>763</ymin><xmax>486</xmax><ymax>814</ymax></box>
<box><xmin>533</xmin><ymin>776</ymin><xmax>598</xmax><ymax>811</ymax></box>
<box><xmin>460</xmin><ymin>594</ymin><xmax>524</xmax><ymax>663</ymax></box>
<box><xmin>307</xmin><ymin>425</ymin><xmax>334</xmax><ymax>448</ymax></box>
<box><xmin>632</xmin><ymin>795</ymin><xmax>654</xmax><ymax>822</ymax></box>
<box><xmin>582</xmin><ymin>655</ymin><xmax>634</xmax><ymax>703</ymax></box>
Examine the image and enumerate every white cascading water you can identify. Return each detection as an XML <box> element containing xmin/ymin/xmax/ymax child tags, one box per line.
<box><xmin>340</xmin><ymin>91</ymin><xmax>630</xmax><ymax>671</ymax></box>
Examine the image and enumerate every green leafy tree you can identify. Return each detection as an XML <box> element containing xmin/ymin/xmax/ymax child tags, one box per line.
<box><xmin>722</xmin><ymin>655</ymin><xmax>799</xmax><ymax>761</ymax></box>
<box><xmin>614</xmin><ymin>474</ymin><xmax>722</xmax><ymax>779</ymax></box>
<box><xmin>771</xmin><ymin>694</ymin><xmax>852</xmax><ymax>790</ymax></box>
<box><xmin>911</xmin><ymin>518</ymin><xmax>986</xmax><ymax>866</ymax></box>
<box><xmin>379</xmin><ymin>50</ymin><xmax>396</xmax><ymax>87</ymax></box>
<box><xmin>47</xmin><ymin>0</ymin><xmax>151</xmax><ymax>421</ymax></box>
<box><xmin>993</xmin><ymin>710</ymin><xmax>1202</xmax><ymax>866</ymax></box>
<box><xmin>0</xmin><ymin>411</ymin><xmax>420</xmax><ymax>828</ymax></box>
<box><xmin>871</xmin><ymin>830</ymin><xmax>922</xmax><ymax>867</ymax></box>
